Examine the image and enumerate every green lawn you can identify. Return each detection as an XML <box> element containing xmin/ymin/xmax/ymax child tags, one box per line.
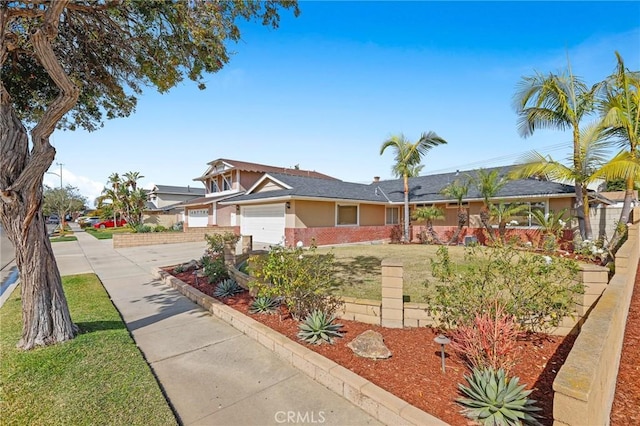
<box><xmin>49</xmin><ymin>235</ymin><xmax>78</xmax><ymax>243</ymax></box>
<box><xmin>0</xmin><ymin>274</ymin><xmax>177</xmax><ymax>425</ymax></box>
<box><xmin>316</xmin><ymin>244</ymin><xmax>468</xmax><ymax>302</ymax></box>
<box><xmin>84</xmin><ymin>226</ymin><xmax>132</xmax><ymax>240</ymax></box>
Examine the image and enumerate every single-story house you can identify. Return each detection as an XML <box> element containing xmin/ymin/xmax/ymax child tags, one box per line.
<box><xmin>183</xmin><ymin>158</ymin><xmax>623</xmax><ymax>247</ymax></box>
<box><xmin>218</xmin><ymin>166</ymin><xmax>594</xmax><ymax>247</ymax></box>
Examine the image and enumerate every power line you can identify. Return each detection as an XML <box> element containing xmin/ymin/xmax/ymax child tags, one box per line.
<box><xmin>429</xmin><ymin>142</ymin><xmax>572</xmax><ymax>174</ymax></box>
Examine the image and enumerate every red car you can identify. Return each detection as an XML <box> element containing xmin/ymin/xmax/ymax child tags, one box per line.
<box><xmin>93</xmin><ymin>218</ymin><xmax>127</xmax><ymax>229</ymax></box>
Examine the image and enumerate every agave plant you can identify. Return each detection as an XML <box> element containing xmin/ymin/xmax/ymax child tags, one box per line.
<box><xmin>249</xmin><ymin>296</ymin><xmax>281</xmax><ymax>314</ymax></box>
<box><xmin>457</xmin><ymin>367</ymin><xmax>542</xmax><ymax>425</ymax></box>
<box><xmin>297</xmin><ymin>310</ymin><xmax>344</xmax><ymax>345</ymax></box>
<box><xmin>213</xmin><ymin>279</ymin><xmax>244</xmax><ymax>298</ymax></box>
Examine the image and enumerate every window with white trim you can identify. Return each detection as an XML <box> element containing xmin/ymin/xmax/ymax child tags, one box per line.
<box><xmin>386</xmin><ymin>207</ymin><xmax>400</xmax><ymax>225</ymax></box>
<box><xmin>210</xmin><ymin>179</ymin><xmax>220</xmax><ymax>193</ymax></box>
<box><xmin>222</xmin><ymin>173</ymin><xmax>232</xmax><ymax>191</ymax></box>
<box><xmin>336</xmin><ymin>204</ymin><xmax>358</xmax><ymax>225</ymax></box>
<box><xmin>508</xmin><ymin>201</ymin><xmax>547</xmax><ymax>227</ymax></box>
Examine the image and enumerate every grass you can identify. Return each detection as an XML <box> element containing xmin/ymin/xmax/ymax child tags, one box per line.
<box><xmin>318</xmin><ymin>244</ymin><xmax>468</xmax><ymax>302</ymax></box>
<box><xmin>49</xmin><ymin>235</ymin><xmax>78</xmax><ymax>243</ymax></box>
<box><xmin>0</xmin><ymin>274</ymin><xmax>176</xmax><ymax>426</ymax></box>
<box><xmin>84</xmin><ymin>226</ymin><xmax>132</xmax><ymax>240</ymax></box>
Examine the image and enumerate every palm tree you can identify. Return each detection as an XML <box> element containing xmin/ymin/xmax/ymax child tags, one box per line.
<box><xmin>440</xmin><ymin>179</ymin><xmax>469</xmax><ymax>244</ymax></box>
<box><xmin>598</xmin><ymin>52</ymin><xmax>640</xmax><ymax>250</ymax></box>
<box><xmin>123</xmin><ymin>171</ymin><xmax>144</xmax><ymax>191</ymax></box>
<box><xmin>489</xmin><ymin>202</ymin><xmax>530</xmax><ymax>244</ymax></box>
<box><xmin>380</xmin><ymin>132</ymin><xmax>447</xmax><ymax>243</ymax></box>
<box><xmin>531</xmin><ymin>208</ymin><xmax>570</xmax><ymax>251</ymax></box>
<box><xmin>468</xmin><ymin>168</ymin><xmax>508</xmax><ymax>242</ymax></box>
<box><xmin>510</xmin><ymin>122</ymin><xmax>614</xmax><ymax>242</ymax></box>
<box><xmin>412</xmin><ymin>206</ymin><xmax>445</xmax><ymax>244</ymax></box>
<box><xmin>513</xmin><ymin>66</ymin><xmax>600</xmax><ymax>240</ymax></box>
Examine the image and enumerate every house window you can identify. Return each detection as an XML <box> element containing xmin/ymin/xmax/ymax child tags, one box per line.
<box><xmin>210</xmin><ymin>180</ymin><xmax>220</xmax><ymax>193</ymax></box>
<box><xmin>386</xmin><ymin>207</ymin><xmax>400</xmax><ymax>225</ymax></box>
<box><xmin>508</xmin><ymin>201</ymin><xmax>547</xmax><ymax>227</ymax></box>
<box><xmin>222</xmin><ymin>173</ymin><xmax>232</xmax><ymax>191</ymax></box>
<box><xmin>337</xmin><ymin>204</ymin><xmax>358</xmax><ymax>226</ymax></box>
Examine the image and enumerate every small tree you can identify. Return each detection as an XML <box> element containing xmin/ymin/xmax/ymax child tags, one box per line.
<box><xmin>440</xmin><ymin>179</ymin><xmax>469</xmax><ymax>245</ymax></box>
<box><xmin>412</xmin><ymin>206</ymin><xmax>445</xmax><ymax>244</ymax></box>
<box><xmin>42</xmin><ymin>185</ymin><xmax>86</xmax><ymax>232</ymax></box>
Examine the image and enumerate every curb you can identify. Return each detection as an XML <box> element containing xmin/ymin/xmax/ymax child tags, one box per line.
<box><xmin>153</xmin><ymin>268</ymin><xmax>448</xmax><ymax>426</ymax></box>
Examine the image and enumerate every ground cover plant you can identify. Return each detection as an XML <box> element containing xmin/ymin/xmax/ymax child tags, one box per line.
<box><xmin>0</xmin><ymin>274</ymin><xmax>176</xmax><ymax>425</ymax></box>
<box><xmin>49</xmin><ymin>235</ymin><xmax>77</xmax><ymax>243</ymax></box>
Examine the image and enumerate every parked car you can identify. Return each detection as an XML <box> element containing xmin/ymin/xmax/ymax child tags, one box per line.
<box><xmin>46</xmin><ymin>215</ymin><xmax>60</xmax><ymax>224</ymax></box>
<box><xmin>93</xmin><ymin>218</ymin><xmax>127</xmax><ymax>229</ymax></box>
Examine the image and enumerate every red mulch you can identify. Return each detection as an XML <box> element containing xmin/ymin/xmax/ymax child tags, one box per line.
<box><xmin>610</xmin><ymin>263</ymin><xmax>640</xmax><ymax>425</ymax></box>
<box><xmin>167</xmin><ymin>268</ymin><xmax>578</xmax><ymax>425</ymax></box>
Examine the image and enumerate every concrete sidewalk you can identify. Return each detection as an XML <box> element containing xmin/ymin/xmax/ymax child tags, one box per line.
<box><xmin>53</xmin><ymin>224</ymin><xmax>381</xmax><ymax>426</ymax></box>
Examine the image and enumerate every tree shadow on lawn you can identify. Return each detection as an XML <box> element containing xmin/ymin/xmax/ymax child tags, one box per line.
<box><xmin>332</xmin><ymin>255</ymin><xmax>382</xmax><ymax>287</ymax></box>
<box><xmin>76</xmin><ymin>321</ymin><xmax>126</xmax><ymax>334</ymax></box>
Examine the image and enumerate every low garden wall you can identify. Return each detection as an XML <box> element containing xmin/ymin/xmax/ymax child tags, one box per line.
<box><xmin>112</xmin><ymin>226</ymin><xmax>238</xmax><ymax>248</ymax></box>
<box><xmin>332</xmin><ymin>259</ymin><xmax>608</xmax><ymax>336</ymax></box>
<box><xmin>553</xmin><ymin>209</ymin><xmax>640</xmax><ymax>426</ymax></box>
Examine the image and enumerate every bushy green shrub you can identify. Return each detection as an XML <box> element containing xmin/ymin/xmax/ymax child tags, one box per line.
<box><xmin>297</xmin><ymin>310</ymin><xmax>344</xmax><ymax>345</ymax></box>
<box><xmin>457</xmin><ymin>367</ymin><xmax>541</xmax><ymax>425</ymax></box>
<box><xmin>249</xmin><ymin>244</ymin><xmax>341</xmax><ymax>320</ymax></box>
<box><xmin>426</xmin><ymin>244</ymin><xmax>582</xmax><ymax>332</ymax></box>
<box><xmin>201</xmin><ymin>255</ymin><xmax>228</xmax><ymax>284</ymax></box>
<box><xmin>133</xmin><ymin>224</ymin><xmax>152</xmax><ymax>233</ymax></box>
<box><xmin>204</xmin><ymin>232</ymin><xmax>240</xmax><ymax>255</ymax></box>
<box><xmin>154</xmin><ymin>225</ymin><xmax>167</xmax><ymax>232</ymax></box>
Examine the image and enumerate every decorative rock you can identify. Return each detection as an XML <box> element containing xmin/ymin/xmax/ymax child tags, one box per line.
<box><xmin>347</xmin><ymin>330</ymin><xmax>392</xmax><ymax>359</ymax></box>
<box><xmin>182</xmin><ymin>259</ymin><xmax>198</xmax><ymax>271</ymax></box>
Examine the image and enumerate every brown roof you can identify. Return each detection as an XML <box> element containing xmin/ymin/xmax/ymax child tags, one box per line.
<box><xmin>196</xmin><ymin>158</ymin><xmax>338</xmax><ymax>181</ymax></box>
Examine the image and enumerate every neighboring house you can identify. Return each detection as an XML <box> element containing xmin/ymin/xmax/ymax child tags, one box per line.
<box><xmin>144</xmin><ymin>184</ymin><xmax>206</xmax><ymax>227</ymax></box>
<box><xmin>182</xmin><ymin>159</ymin><xmax>336</xmax><ymax>230</ymax></box>
<box><xmin>219</xmin><ymin>166</ymin><xmax>587</xmax><ymax>247</ymax></box>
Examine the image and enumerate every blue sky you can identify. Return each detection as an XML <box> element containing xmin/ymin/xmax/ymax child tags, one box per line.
<box><xmin>46</xmin><ymin>1</ymin><xmax>640</xmax><ymax>206</ymax></box>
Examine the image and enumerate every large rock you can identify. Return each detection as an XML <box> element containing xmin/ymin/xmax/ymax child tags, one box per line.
<box><xmin>347</xmin><ymin>330</ymin><xmax>391</xmax><ymax>359</ymax></box>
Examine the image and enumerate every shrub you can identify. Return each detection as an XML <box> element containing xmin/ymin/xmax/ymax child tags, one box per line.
<box><xmin>154</xmin><ymin>225</ymin><xmax>167</xmax><ymax>232</ymax></box>
<box><xmin>173</xmin><ymin>265</ymin><xmax>185</xmax><ymax>274</ymax></box>
<box><xmin>248</xmin><ymin>296</ymin><xmax>281</xmax><ymax>314</ymax></box>
<box><xmin>390</xmin><ymin>225</ymin><xmax>403</xmax><ymax>243</ymax></box>
<box><xmin>457</xmin><ymin>367</ymin><xmax>541</xmax><ymax>425</ymax></box>
<box><xmin>450</xmin><ymin>302</ymin><xmax>522</xmax><ymax>374</ymax></box>
<box><xmin>297</xmin><ymin>310</ymin><xmax>344</xmax><ymax>345</ymax></box>
<box><xmin>426</xmin><ymin>243</ymin><xmax>582</xmax><ymax>332</ymax></box>
<box><xmin>205</xmin><ymin>231</ymin><xmax>239</xmax><ymax>251</ymax></box>
<box><xmin>249</xmin><ymin>244</ymin><xmax>341</xmax><ymax>320</ymax></box>
<box><xmin>172</xmin><ymin>221</ymin><xmax>184</xmax><ymax>231</ymax></box>
<box><xmin>201</xmin><ymin>255</ymin><xmax>228</xmax><ymax>284</ymax></box>
<box><xmin>133</xmin><ymin>224</ymin><xmax>152</xmax><ymax>233</ymax></box>
<box><xmin>213</xmin><ymin>279</ymin><xmax>244</xmax><ymax>298</ymax></box>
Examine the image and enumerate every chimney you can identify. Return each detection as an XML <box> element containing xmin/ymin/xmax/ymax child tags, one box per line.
<box><xmin>373</xmin><ymin>176</ymin><xmax>380</xmax><ymax>183</ymax></box>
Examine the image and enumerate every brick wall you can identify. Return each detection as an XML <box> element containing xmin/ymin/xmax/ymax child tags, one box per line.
<box><xmin>285</xmin><ymin>225</ymin><xmax>395</xmax><ymax>247</ymax></box>
<box><xmin>112</xmin><ymin>226</ymin><xmax>238</xmax><ymax>248</ymax></box>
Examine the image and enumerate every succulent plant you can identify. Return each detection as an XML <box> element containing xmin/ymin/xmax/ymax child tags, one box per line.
<box><xmin>248</xmin><ymin>296</ymin><xmax>281</xmax><ymax>314</ymax></box>
<box><xmin>457</xmin><ymin>367</ymin><xmax>542</xmax><ymax>425</ymax></box>
<box><xmin>212</xmin><ymin>279</ymin><xmax>243</xmax><ymax>298</ymax></box>
<box><xmin>297</xmin><ymin>310</ymin><xmax>343</xmax><ymax>345</ymax></box>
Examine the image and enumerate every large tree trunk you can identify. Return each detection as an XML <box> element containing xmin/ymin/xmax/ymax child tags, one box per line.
<box><xmin>608</xmin><ymin>179</ymin><xmax>636</xmax><ymax>252</ymax></box>
<box><xmin>0</xmin><ymin>99</ymin><xmax>77</xmax><ymax>350</ymax></box>
<box><xmin>447</xmin><ymin>210</ymin><xmax>467</xmax><ymax>245</ymax></box>
<box><xmin>0</xmin><ymin>0</ymin><xmax>78</xmax><ymax>349</ymax></box>
<box><xmin>573</xmin><ymin>184</ymin><xmax>593</xmax><ymax>241</ymax></box>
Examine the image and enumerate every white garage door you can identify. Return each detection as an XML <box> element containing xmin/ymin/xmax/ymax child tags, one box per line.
<box><xmin>188</xmin><ymin>208</ymin><xmax>209</xmax><ymax>227</ymax></box>
<box><xmin>241</xmin><ymin>204</ymin><xmax>285</xmax><ymax>245</ymax></box>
